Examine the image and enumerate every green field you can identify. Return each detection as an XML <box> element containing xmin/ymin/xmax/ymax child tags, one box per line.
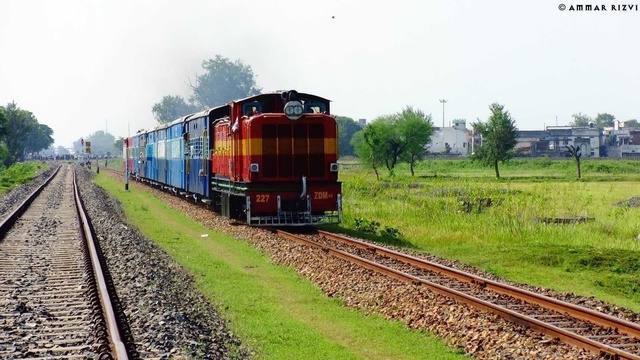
<box><xmin>333</xmin><ymin>158</ymin><xmax>640</xmax><ymax>311</ymax></box>
<box><xmin>94</xmin><ymin>157</ymin><xmax>640</xmax><ymax>358</ymax></box>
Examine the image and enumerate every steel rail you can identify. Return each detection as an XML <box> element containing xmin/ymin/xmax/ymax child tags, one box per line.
<box><xmin>73</xmin><ymin>171</ymin><xmax>129</xmax><ymax>359</ymax></box>
<box><xmin>0</xmin><ymin>165</ymin><xmax>60</xmax><ymax>237</ymax></box>
<box><xmin>318</xmin><ymin>230</ymin><xmax>640</xmax><ymax>340</ymax></box>
<box><xmin>275</xmin><ymin>229</ymin><xmax>640</xmax><ymax>360</ymax></box>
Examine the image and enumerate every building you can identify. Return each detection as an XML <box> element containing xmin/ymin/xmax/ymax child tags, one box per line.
<box><xmin>603</xmin><ymin>121</ymin><xmax>640</xmax><ymax>157</ymax></box>
<box><xmin>515</xmin><ymin>125</ymin><xmax>600</xmax><ymax>157</ymax></box>
<box><xmin>428</xmin><ymin>119</ymin><xmax>470</xmax><ymax>156</ymax></box>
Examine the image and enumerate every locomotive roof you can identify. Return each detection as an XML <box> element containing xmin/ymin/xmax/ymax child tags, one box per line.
<box><xmin>185</xmin><ymin>91</ymin><xmax>330</xmax><ymax>121</ymax></box>
<box><xmin>236</xmin><ymin>91</ymin><xmax>331</xmax><ymax>104</ymax></box>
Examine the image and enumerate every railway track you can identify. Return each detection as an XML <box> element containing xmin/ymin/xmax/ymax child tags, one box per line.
<box><xmin>101</xmin><ymin>165</ymin><xmax>640</xmax><ymax>358</ymax></box>
<box><xmin>274</xmin><ymin>229</ymin><xmax>640</xmax><ymax>360</ymax></box>
<box><xmin>0</xmin><ymin>164</ymin><xmax>128</xmax><ymax>359</ymax></box>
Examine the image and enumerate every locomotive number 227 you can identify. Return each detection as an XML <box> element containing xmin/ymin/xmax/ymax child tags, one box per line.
<box><xmin>256</xmin><ymin>194</ymin><xmax>270</xmax><ymax>203</ymax></box>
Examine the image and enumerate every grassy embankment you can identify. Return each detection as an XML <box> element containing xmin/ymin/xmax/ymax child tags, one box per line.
<box><xmin>332</xmin><ymin>158</ymin><xmax>640</xmax><ymax>312</ymax></box>
<box><xmin>0</xmin><ymin>162</ymin><xmax>48</xmax><ymax>194</ymax></box>
<box><xmin>94</xmin><ymin>172</ymin><xmax>469</xmax><ymax>360</ymax></box>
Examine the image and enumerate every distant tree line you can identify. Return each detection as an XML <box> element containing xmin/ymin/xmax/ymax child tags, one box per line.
<box><xmin>147</xmin><ymin>54</ymin><xmax>523</xmax><ymax>181</ymax></box>
<box><xmin>151</xmin><ymin>54</ymin><xmax>261</xmax><ymax>123</ymax></box>
<box><xmin>0</xmin><ymin>102</ymin><xmax>54</xmax><ymax>168</ymax></box>
<box><xmin>351</xmin><ymin>106</ymin><xmax>435</xmax><ymax>179</ymax></box>
<box><xmin>346</xmin><ymin>103</ymin><xmax>519</xmax><ymax>180</ymax></box>
<box><xmin>570</xmin><ymin>112</ymin><xmax>638</xmax><ymax>129</ymax></box>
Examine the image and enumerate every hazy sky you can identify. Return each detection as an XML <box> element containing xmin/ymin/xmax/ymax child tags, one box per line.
<box><xmin>2</xmin><ymin>0</ymin><xmax>639</xmax><ymax>148</ymax></box>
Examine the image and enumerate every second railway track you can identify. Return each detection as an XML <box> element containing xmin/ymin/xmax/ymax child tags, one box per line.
<box><xmin>275</xmin><ymin>229</ymin><xmax>640</xmax><ymax>360</ymax></box>
<box><xmin>0</xmin><ymin>164</ymin><xmax>127</xmax><ymax>359</ymax></box>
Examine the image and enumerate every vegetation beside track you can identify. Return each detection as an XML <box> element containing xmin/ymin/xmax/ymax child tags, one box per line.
<box><xmin>0</xmin><ymin>161</ymin><xmax>48</xmax><ymax>193</ymax></box>
<box><xmin>93</xmin><ymin>173</ymin><xmax>469</xmax><ymax>360</ymax></box>
<box><xmin>332</xmin><ymin>158</ymin><xmax>640</xmax><ymax>311</ymax></box>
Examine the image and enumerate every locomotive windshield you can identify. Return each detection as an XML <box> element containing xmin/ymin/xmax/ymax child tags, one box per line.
<box><xmin>302</xmin><ymin>100</ymin><xmax>326</xmax><ymax>114</ymax></box>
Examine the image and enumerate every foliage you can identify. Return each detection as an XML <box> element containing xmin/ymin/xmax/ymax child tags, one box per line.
<box><xmin>354</xmin><ymin>218</ymin><xmax>403</xmax><ymax>240</ymax></box>
<box><xmin>1</xmin><ymin>102</ymin><xmax>53</xmax><ymax>166</ymax></box>
<box><xmin>594</xmin><ymin>113</ymin><xmax>615</xmax><ymax>128</ymax></box>
<box><xmin>565</xmin><ymin>144</ymin><xmax>582</xmax><ymax>179</ymax></box>
<box><xmin>56</xmin><ymin>146</ymin><xmax>70</xmax><ymax>155</ymax></box>
<box><xmin>0</xmin><ymin>109</ymin><xmax>7</xmax><ymax>139</ymax></box>
<box><xmin>335</xmin><ymin>116</ymin><xmax>362</xmax><ymax>157</ymax></box>
<box><xmin>351</xmin><ymin>119</ymin><xmax>394</xmax><ymax>180</ymax></box>
<box><xmin>0</xmin><ymin>162</ymin><xmax>45</xmax><ymax>193</ymax></box>
<box><xmin>352</xmin><ymin>107</ymin><xmax>433</xmax><ymax>178</ymax></box>
<box><xmin>571</xmin><ymin>112</ymin><xmax>592</xmax><ymax>127</ymax></box>
<box><xmin>152</xmin><ymin>95</ymin><xmax>199</xmax><ymax>123</ymax></box>
<box><xmin>0</xmin><ymin>110</ymin><xmax>7</xmax><ymax>166</ymax></box>
<box><xmin>73</xmin><ymin>131</ymin><xmax>116</xmax><ymax>156</ymax></box>
<box><xmin>623</xmin><ymin>119</ymin><xmax>638</xmax><ymax>128</ymax></box>
<box><xmin>471</xmin><ymin>103</ymin><xmax>518</xmax><ymax>178</ymax></box>
<box><xmin>188</xmin><ymin>55</ymin><xmax>261</xmax><ymax>109</ymax></box>
<box><xmin>25</xmin><ymin>124</ymin><xmax>54</xmax><ymax>154</ymax></box>
<box><xmin>397</xmin><ymin>106</ymin><xmax>434</xmax><ymax>176</ymax></box>
<box><xmin>114</xmin><ymin>137</ymin><xmax>124</xmax><ymax>155</ymax></box>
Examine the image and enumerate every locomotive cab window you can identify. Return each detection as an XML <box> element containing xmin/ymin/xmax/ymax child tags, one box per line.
<box><xmin>243</xmin><ymin>101</ymin><xmax>262</xmax><ymax>116</ymax></box>
<box><xmin>304</xmin><ymin>100</ymin><xmax>326</xmax><ymax>114</ymax></box>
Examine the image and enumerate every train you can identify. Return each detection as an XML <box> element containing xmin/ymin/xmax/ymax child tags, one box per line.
<box><xmin>123</xmin><ymin>90</ymin><xmax>342</xmax><ymax>226</ymax></box>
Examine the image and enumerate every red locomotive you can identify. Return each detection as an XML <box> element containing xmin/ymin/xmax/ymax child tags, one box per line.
<box><xmin>124</xmin><ymin>90</ymin><xmax>342</xmax><ymax>226</ymax></box>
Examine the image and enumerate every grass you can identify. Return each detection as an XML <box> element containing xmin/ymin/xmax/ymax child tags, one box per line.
<box><xmin>335</xmin><ymin>158</ymin><xmax>640</xmax><ymax>311</ymax></box>
<box><xmin>93</xmin><ymin>173</ymin><xmax>469</xmax><ymax>360</ymax></box>
<box><xmin>0</xmin><ymin>161</ymin><xmax>48</xmax><ymax>193</ymax></box>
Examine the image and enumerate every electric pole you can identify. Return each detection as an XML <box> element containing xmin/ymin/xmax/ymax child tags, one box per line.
<box><xmin>439</xmin><ymin>99</ymin><xmax>447</xmax><ymax>128</ymax></box>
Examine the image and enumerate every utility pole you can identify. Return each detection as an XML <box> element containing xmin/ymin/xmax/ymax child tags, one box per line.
<box><xmin>439</xmin><ymin>99</ymin><xmax>447</xmax><ymax>128</ymax></box>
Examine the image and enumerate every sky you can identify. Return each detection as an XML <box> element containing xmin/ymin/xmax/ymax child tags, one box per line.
<box><xmin>2</xmin><ymin>0</ymin><xmax>639</xmax><ymax>149</ymax></box>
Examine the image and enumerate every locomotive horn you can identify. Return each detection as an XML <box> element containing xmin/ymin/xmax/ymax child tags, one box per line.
<box><xmin>288</xmin><ymin>90</ymin><xmax>299</xmax><ymax>101</ymax></box>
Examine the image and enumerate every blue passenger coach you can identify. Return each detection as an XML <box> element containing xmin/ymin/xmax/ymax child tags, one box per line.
<box><xmin>167</xmin><ymin>116</ymin><xmax>187</xmax><ymax>190</ymax></box>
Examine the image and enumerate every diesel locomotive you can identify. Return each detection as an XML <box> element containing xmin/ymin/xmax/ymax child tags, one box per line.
<box><xmin>123</xmin><ymin>90</ymin><xmax>342</xmax><ymax>226</ymax></box>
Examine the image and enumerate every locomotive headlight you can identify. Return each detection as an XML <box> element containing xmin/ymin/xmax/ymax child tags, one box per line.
<box><xmin>250</xmin><ymin>163</ymin><xmax>259</xmax><ymax>172</ymax></box>
<box><xmin>329</xmin><ymin>163</ymin><xmax>339</xmax><ymax>172</ymax></box>
<box><xmin>284</xmin><ymin>100</ymin><xmax>304</xmax><ymax>121</ymax></box>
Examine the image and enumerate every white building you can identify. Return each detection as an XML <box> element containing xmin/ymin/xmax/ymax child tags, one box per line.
<box><xmin>428</xmin><ymin>119</ymin><xmax>470</xmax><ymax>156</ymax></box>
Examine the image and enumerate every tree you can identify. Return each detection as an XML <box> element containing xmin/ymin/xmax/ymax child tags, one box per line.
<box><xmin>594</xmin><ymin>113</ymin><xmax>615</xmax><ymax>128</ymax></box>
<box><xmin>472</xmin><ymin>103</ymin><xmax>517</xmax><ymax>179</ymax></box>
<box><xmin>570</xmin><ymin>113</ymin><xmax>592</xmax><ymax>127</ymax></box>
<box><xmin>25</xmin><ymin>124</ymin><xmax>54</xmax><ymax>154</ymax></box>
<box><xmin>114</xmin><ymin>137</ymin><xmax>124</xmax><ymax>156</ymax></box>
<box><xmin>152</xmin><ymin>95</ymin><xmax>198</xmax><ymax>123</ymax></box>
<box><xmin>397</xmin><ymin>106</ymin><xmax>434</xmax><ymax>176</ymax></box>
<box><xmin>0</xmin><ymin>109</ymin><xmax>7</xmax><ymax>139</ymax></box>
<box><xmin>565</xmin><ymin>145</ymin><xmax>582</xmax><ymax>179</ymax></box>
<box><xmin>623</xmin><ymin>119</ymin><xmax>638</xmax><ymax>128</ymax></box>
<box><xmin>2</xmin><ymin>102</ymin><xmax>40</xmax><ymax>166</ymax></box>
<box><xmin>352</xmin><ymin>108</ymin><xmax>433</xmax><ymax>178</ymax></box>
<box><xmin>188</xmin><ymin>55</ymin><xmax>261</xmax><ymax>109</ymax></box>
<box><xmin>85</xmin><ymin>131</ymin><xmax>116</xmax><ymax>157</ymax></box>
<box><xmin>0</xmin><ymin>109</ymin><xmax>8</xmax><ymax>166</ymax></box>
<box><xmin>372</xmin><ymin>115</ymin><xmax>405</xmax><ymax>174</ymax></box>
<box><xmin>335</xmin><ymin>116</ymin><xmax>362</xmax><ymax>158</ymax></box>
<box><xmin>351</xmin><ymin>116</ymin><xmax>402</xmax><ymax>179</ymax></box>
<box><xmin>351</xmin><ymin>127</ymin><xmax>384</xmax><ymax>180</ymax></box>
<box><xmin>56</xmin><ymin>146</ymin><xmax>70</xmax><ymax>155</ymax></box>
